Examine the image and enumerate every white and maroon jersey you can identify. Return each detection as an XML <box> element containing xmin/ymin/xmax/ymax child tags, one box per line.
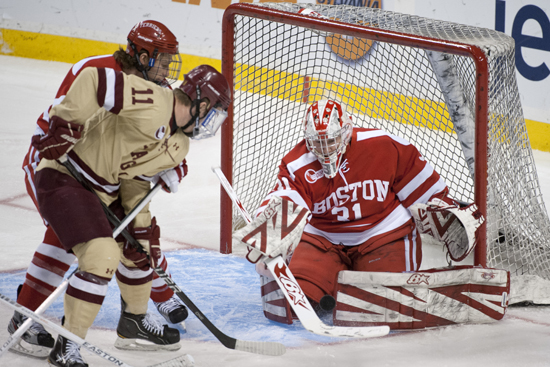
<box><xmin>37</xmin><ymin>67</ymin><xmax>189</xmax><ymax>226</ymax></box>
<box><xmin>34</xmin><ymin>55</ymin><xmax>121</xmax><ymax>137</ymax></box>
<box><xmin>22</xmin><ymin>55</ymin><xmax>122</xmax><ymax>207</ymax></box>
<box><xmin>258</xmin><ymin>127</ymin><xmax>449</xmax><ymax>250</ymax></box>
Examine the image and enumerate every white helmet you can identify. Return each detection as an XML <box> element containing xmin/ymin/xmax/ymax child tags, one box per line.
<box><xmin>303</xmin><ymin>99</ymin><xmax>353</xmax><ymax>179</ymax></box>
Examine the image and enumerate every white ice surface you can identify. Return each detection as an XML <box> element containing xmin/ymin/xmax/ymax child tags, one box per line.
<box><xmin>0</xmin><ymin>55</ymin><xmax>549</xmax><ymax>367</ymax></box>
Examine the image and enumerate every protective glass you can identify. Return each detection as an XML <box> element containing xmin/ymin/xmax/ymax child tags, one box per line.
<box><xmin>191</xmin><ymin>107</ymin><xmax>228</xmax><ymax>140</ymax></box>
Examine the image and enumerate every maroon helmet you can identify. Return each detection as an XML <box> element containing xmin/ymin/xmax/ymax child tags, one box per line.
<box><xmin>178</xmin><ymin>65</ymin><xmax>232</xmax><ymax>139</ymax></box>
<box><xmin>127</xmin><ymin>20</ymin><xmax>179</xmax><ymax>57</ymax></box>
<box><xmin>179</xmin><ymin>65</ymin><xmax>231</xmax><ymax>110</ymax></box>
<box><xmin>126</xmin><ymin>20</ymin><xmax>181</xmax><ymax>85</ymax></box>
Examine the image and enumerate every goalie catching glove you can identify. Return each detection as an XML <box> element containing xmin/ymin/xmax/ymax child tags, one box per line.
<box><xmin>122</xmin><ymin>217</ymin><xmax>161</xmax><ymax>270</ymax></box>
<box><xmin>233</xmin><ymin>196</ymin><xmax>310</xmax><ymax>263</ymax></box>
<box><xmin>409</xmin><ymin>198</ymin><xmax>485</xmax><ymax>262</ymax></box>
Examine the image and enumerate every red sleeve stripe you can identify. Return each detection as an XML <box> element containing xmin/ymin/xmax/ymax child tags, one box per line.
<box><xmin>96</xmin><ymin>67</ymin><xmax>124</xmax><ymax>114</ymax></box>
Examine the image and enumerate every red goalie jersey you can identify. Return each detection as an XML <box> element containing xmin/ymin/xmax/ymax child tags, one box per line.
<box><xmin>258</xmin><ymin>127</ymin><xmax>450</xmax><ymax>254</ymax></box>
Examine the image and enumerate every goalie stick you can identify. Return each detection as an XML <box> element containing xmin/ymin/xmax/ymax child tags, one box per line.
<box><xmin>61</xmin><ymin>158</ymin><xmax>286</xmax><ymax>356</ymax></box>
<box><xmin>0</xmin><ymin>183</ymin><xmax>162</xmax><ymax>359</ymax></box>
<box><xmin>212</xmin><ymin>166</ymin><xmax>390</xmax><ymax>338</ymax></box>
<box><xmin>0</xmin><ymin>293</ymin><xmax>194</xmax><ymax>367</ymax></box>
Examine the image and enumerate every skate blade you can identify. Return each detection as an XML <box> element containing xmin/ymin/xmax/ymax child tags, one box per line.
<box><xmin>114</xmin><ymin>337</ymin><xmax>182</xmax><ymax>351</ymax></box>
<box><xmin>9</xmin><ymin>339</ymin><xmax>50</xmax><ymax>359</ymax></box>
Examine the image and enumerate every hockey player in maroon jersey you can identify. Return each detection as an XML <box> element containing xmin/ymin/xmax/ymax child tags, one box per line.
<box><xmin>10</xmin><ymin>20</ymin><xmax>192</xmax><ymax>360</ymax></box>
<box><xmin>26</xmin><ymin>64</ymin><xmax>230</xmax><ymax>366</ymax></box>
<box><xmin>233</xmin><ymin>99</ymin><xmax>486</xmax><ymax>324</ymax></box>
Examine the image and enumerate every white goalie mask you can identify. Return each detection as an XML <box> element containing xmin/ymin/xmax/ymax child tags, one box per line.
<box><xmin>304</xmin><ymin>99</ymin><xmax>353</xmax><ymax>179</ymax></box>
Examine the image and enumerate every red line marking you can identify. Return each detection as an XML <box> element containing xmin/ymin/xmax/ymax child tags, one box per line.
<box><xmin>506</xmin><ymin>314</ymin><xmax>550</xmax><ymax>327</ymax></box>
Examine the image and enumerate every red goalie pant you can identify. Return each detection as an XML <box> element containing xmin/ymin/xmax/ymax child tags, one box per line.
<box><xmin>289</xmin><ymin>232</ymin><xmax>422</xmax><ymax>304</ymax></box>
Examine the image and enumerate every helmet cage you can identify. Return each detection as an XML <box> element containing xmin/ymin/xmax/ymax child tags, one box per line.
<box><xmin>147</xmin><ymin>52</ymin><xmax>182</xmax><ymax>87</ymax></box>
<box><xmin>126</xmin><ymin>20</ymin><xmax>181</xmax><ymax>85</ymax></box>
<box><xmin>304</xmin><ymin>100</ymin><xmax>352</xmax><ymax>178</ymax></box>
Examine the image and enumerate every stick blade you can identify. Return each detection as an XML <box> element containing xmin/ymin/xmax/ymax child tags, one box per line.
<box><xmin>234</xmin><ymin>340</ymin><xmax>286</xmax><ymax>356</ymax></box>
<box><xmin>303</xmin><ymin>323</ymin><xmax>390</xmax><ymax>338</ymax></box>
<box><xmin>148</xmin><ymin>354</ymin><xmax>195</xmax><ymax>367</ymax></box>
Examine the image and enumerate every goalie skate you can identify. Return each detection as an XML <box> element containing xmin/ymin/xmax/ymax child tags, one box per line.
<box><xmin>7</xmin><ymin>311</ymin><xmax>55</xmax><ymax>359</ymax></box>
<box><xmin>115</xmin><ymin>311</ymin><xmax>181</xmax><ymax>351</ymax></box>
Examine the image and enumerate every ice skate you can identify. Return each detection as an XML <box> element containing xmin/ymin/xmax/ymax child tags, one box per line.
<box><xmin>8</xmin><ymin>310</ymin><xmax>55</xmax><ymax>359</ymax></box>
<box><xmin>154</xmin><ymin>295</ymin><xmax>188</xmax><ymax>324</ymax></box>
<box><xmin>47</xmin><ymin>335</ymin><xmax>88</xmax><ymax>367</ymax></box>
<box><xmin>115</xmin><ymin>307</ymin><xmax>181</xmax><ymax>351</ymax></box>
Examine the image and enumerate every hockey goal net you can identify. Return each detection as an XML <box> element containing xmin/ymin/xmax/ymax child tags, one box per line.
<box><xmin>220</xmin><ymin>3</ymin><xmax>550</xmax><ymax>304</ymax></box>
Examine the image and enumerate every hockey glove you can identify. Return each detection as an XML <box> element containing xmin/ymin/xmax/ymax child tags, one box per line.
<box><xmin>232</xmin><ymin>196</ymin><xmax>310</xmax><ymax>263</ymax></box>
<box><xmin>152</xmin><ymin>160</ymin><xmax>188</xmax><ymax>193</ymax></box>
<box><xmin>31</xmin><ymin>116</ymin><xmax>82</xmax><ymax>160</ymax></box>
<box><xmin>123</xmin><ymin>217</ymin><xmax>161</xmax><ymax>270</ymax></box>
<box><xmin>409</xmin><ymin>198</ymin><xmax>485</xmax><ymax>262</ymax></box>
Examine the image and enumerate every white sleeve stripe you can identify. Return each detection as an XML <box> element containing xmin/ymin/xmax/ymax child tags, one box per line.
<box><xmin>286</xmin><ymin>152</ymin><xmax>317</xmax><ymax>180</ymax></box>
<box><xmin>409</xmin><ymin>178</ymin><xmax>448</xmax><ymax>207</ymax></box>
<box><xmin>396</xmin><ymin>162</ymin><xmax>435</xmax><ymax>201</ymax></box>
<box><xmin>71</xmin><ymin>55</ymin><xmax>111</xmax><ymax>75</ymax></box>
<box><xmin>103</xmin><ymin>68</ymin><xmax>117</xmax><ymax>111</ymax></box>
<box><xmin>356</xmin><ymin>130</ymin><xmax>411</xmax><ymax>145</ymax></box>
<box><xmin>265</xmin><ymin>190</ymin><xmax>309</xmax><ymax>210</ymax></box>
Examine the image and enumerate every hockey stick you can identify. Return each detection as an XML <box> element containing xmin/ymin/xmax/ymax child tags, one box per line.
<box><xmin>0</xmin><ymin>182</ymin><xmax>162</xmax><ymax>359</ymax></box>
<box><xmin>212</xmin><ymin>166</ymin><xmax>390</xmax><ymax>338</ymax></box>
<box><xmin>0</xmin><ymin>293</ymin><xmax>193</xmax><ymax>367</ymax></box>
<box><xmin>60</xmin><ymin>158</ymin><xmax>286</xmax><ymax>356</ymax></box>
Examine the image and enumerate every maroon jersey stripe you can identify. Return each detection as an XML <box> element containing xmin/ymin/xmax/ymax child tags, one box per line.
<box><xmin>96</xmin><ymin>67</ymin><xmax>107</xmax><ymax>107</ymax></box>
<box><xmin>111</xmin><ymin>70</ymin><xmax>124</xmax><ymax>114</ymax></box>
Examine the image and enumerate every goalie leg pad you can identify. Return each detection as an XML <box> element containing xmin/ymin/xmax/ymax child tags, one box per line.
<box><xmin>259</xmin><ymin>274</ymin><xmax>294</xmax><ymax>324</ymax></box>
<box><xmin>333</xmin><ymin>266</ymin><xmax>510</xmax><ymax>330</ymax></box>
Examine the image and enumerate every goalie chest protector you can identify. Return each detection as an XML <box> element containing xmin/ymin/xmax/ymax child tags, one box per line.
<box><xmin>333</xmin><ymin>266</ymin><xmax>510</xmax><ymax>330</ymax></box>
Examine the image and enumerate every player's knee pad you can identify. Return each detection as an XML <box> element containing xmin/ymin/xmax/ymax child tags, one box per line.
<box><xmin>72</xmin><ymin>237</ymin><xmax>120</xmax><ymax>279</ymax></box>
<box><xmin>333</xmin><ymin>266</ymin><xmax>510</xmax><ymax>330</ymax></box>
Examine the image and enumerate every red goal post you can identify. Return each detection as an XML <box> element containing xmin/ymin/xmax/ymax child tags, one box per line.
<box><xmin>220</xmin><ymin>3</ymin><xmax>550</xmax><ymax>304</ymax></box>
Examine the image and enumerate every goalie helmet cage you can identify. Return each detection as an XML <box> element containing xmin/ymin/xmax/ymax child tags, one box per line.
<box><xmin>220</xmin><ymin>3</ymin><xmax>550</xmax><ymax>304</ymax></box>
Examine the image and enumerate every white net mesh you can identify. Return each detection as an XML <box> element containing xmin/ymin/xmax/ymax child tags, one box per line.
<box><xmin>224</xmin><ymin>3</ymin><xmax>550</xmax><ymax>303</ymax></box>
